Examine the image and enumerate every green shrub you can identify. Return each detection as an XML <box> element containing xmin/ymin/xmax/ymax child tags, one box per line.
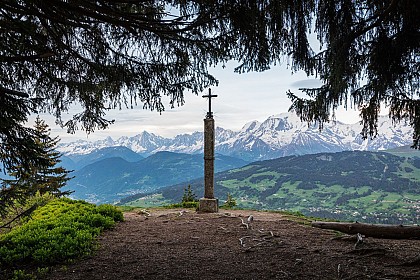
<box><xmin>0</xmin><ymin>198</ymin><xmax>123</xmax><ymax>269</ymax></box>
<box><xmin>221</xmin><ymin>193</ymin><xmax>237</xmax><ymax>209</ymax></box>
<box><xmin>96</xmin><ymin>204</ymin><xmax>124</xmax><ymax>222</ymax></box>
<box><xmin>0</xmin><ymin>192</ymin><xmax>56</xmax><ymax>233</ymax></box>
<box><xmin>181</xmin><ymin>201</ymin><xmax>199</xmax><ymax>208</ymax></box>
<box><xmin>164</xmin><ymin>201</ymin><xmax>199</xmax><ymax>209</ymax></box>
<box><xmin>11</xmin><ymin>269</ymin><xmax>36</xmax><ymax>280</ymax></box>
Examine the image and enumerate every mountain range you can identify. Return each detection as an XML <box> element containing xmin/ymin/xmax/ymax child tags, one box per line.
<box><xmin>58</xmin><ymin>112</ymin><xmax>413</xmax><ymax>162</ymax></box>
<box><xmin>56</xmin><ymin>112</ymin><xmax>416</xmax><ymax>212</ymax></box>
<box><xmin>63</xmin><ymin>151</ymin><xmax>248</xmax><ymax>204</ymax></box>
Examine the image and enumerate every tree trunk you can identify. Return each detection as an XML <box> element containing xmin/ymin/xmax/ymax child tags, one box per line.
<box><xmin>311</xmin><ymin>221</ymin><xmax>420</xmax><ymax>239</ymax></box>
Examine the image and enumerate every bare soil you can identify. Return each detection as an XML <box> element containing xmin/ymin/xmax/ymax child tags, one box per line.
<box><xmin>45</xmin><ymin>209</ymin><xmax>420</xmax><ymax>280</ymax></box>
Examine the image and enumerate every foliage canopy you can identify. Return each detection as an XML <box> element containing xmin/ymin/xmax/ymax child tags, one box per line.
<box><xmin>0</xmin><ymin>0</ymin><xmax>418</xmax><ymax>177</ymax></box>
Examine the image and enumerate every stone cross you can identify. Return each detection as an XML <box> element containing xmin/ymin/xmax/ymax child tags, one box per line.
<box><xmin>199</xmin><ymin>88</ymin><xmax>219</xmax><ymax>212</ymax></box>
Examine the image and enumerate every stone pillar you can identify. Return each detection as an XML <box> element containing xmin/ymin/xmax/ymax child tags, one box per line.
<box><xmin>199</xmin><ymin>117</ymin><xmax>218</xmax><ymax>213</ymax></box>
<box><xmin>204</xmin><ymin>118</ymin><xmax>215</xmax><ymax>198</ymax></box>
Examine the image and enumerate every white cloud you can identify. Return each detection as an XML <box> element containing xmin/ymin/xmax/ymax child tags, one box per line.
<box><xmin>32</xmin><ymin>62</ymin><xmax>363</xmax><ymax>142</ymax></box>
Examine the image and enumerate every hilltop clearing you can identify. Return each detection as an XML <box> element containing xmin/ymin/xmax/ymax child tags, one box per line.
<box><xmin>45</xmin><ymin>209</ymin><xmax>420</xmax><ymax>280</ymax></box>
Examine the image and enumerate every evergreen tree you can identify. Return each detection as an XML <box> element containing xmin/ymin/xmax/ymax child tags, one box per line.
<box><xmin>1</xmin><ymin>116</ymin><xmax>72</xmax><ymax>217</ymax></box>
<box><xmin>31</xmin><ymin>116</ymin><xmax>73</xmax><ymax>197</ymax></box>
<box><xmin>287</xmin><ymin>0</ymin><xmax>419</xmax><ymax>148</ymax></box>
<box><xmin>0</xmin><ymin>96</ymin><xmax>49</xmax><ymax>217</ymax></box>
<box><xmin>182</xmin><ymin>185</ymin><xmax>197</xmax><ymax>203</ymax></box>
<box><xmin>223</xmin><ymin>193</ymin><xmax>237</xmax><ymax>209</ymax></box>
<box><xmin>0</xmin><ymin>0</ymin><xmax>418</xmax><ymax>180</ymax></box>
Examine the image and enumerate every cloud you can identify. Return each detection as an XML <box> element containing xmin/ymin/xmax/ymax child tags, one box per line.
<box><xmin>289</xmin><ymin>79</ymin><xmax>323</xmax><ymax>89</ymax></box>
<box><xmin>33</xmin><ymin>63</ymin><xmax>362</xmax><ymax>142</ymax></box>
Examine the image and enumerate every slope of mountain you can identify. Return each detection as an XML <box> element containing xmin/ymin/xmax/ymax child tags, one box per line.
<box><xmin>385</xmin><ymin>145</ymin><xmax>420</xmax><ymax>158</ymax></box>
<box><xmin>64</xmin><ymin>152</ymin><xmax>248</xmax><ymax>204</ymax></box>
<box><xmin>58</xmin><ymin>113</ymin><xmax>413</xmax><ymax>162</ymax></box>
<box><xmin>64</xmin><ymin>146</ymin><xmax>144</xmax><ymax>170</ymax></box>
<box><xmin>121</xmin><ymin>151</ymin><xmax>420</xmax><ymax>224</ymax></box>
<box><xmin>60</xmin><ymin>155</ymin><xmax>77</xmax><ymax>171</ymax></box>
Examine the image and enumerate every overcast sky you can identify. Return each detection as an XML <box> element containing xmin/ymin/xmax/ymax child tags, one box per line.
<box><xmin>34</xmin><ymin>61</ymin><xmax>362</xmax><ymax>143</ymax></box>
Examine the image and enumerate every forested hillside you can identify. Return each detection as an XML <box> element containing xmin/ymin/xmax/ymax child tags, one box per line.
<box><xmin>122</xmin><ymin>151</ymin><xmax>420</xmax><ymax>224</ymax></box>
<box><xmin>64</xmin><ymin>152</ymin><xmax>248</xmax><ymax>203</ymax></box>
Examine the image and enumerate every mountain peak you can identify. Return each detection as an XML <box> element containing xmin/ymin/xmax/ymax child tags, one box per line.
<box><xmin>59</xmin><ymin>113</ymin><xmax>413</xmax><ymax>161</ymax></box>
<box><xmin>241</xmin><ymin>120</ymin><xmax>261</xmax><ymax>132</ymax></box>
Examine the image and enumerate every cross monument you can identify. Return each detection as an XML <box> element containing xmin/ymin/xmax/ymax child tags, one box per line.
<box><xmin>199</xmin><ymin>88</ymin><xmax>219</xmax><ymax>213</ymax></box>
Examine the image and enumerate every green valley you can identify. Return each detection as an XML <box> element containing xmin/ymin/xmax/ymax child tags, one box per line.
<box><xmin>121</xmin><ymin>151</ymin><xmax>420</xmax><ymax>224</ymax></box>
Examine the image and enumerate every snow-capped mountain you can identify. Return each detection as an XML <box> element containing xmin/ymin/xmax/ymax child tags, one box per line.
<box><xmin>58</xmin><ymin>112</ymin><xmax>413</xmax><ymax>162</ymax></box>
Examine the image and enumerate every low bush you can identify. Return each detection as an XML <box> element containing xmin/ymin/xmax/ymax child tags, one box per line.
<box><xmin>164</xmin><ymin>201</ymin><xmax>199</xmax><ymax>209</ymax></box>
<box><xmin>163</xmin><ymin>185</ymin><xmax>200</xmax><ymax>209</ymax></box>
<box><xmin>0</xmin><ymin>192</ymin><xmax>56</xmax><ymax>233</ymax></box>
<box><xmin>0</xmin><ymin>198</ymin><xmax>123</xmax><ymax>271</ymax></box>
<box><xmin>221</xmin><ymin>193</ymin><xmax>237</xmax><ymax>209</ymax></box>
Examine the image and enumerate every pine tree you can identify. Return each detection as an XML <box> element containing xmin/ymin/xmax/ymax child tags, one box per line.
<box><xmin>182</xmin><ymin>185</ymin><xmax>198</xmax><ymax>204</ymax></box>
<box><xmin>1</xmin><ymin>116</ymin><xmax>72</xmax><ymax>217</ymax></box>
<box><xmin>0</xmin><ymin>0</ymin><xmax>418</xmax><ymax>175</ymax></box>
<box><xmin>223</xmin><ymin>193</ymin><xmax>237</xmax><ymax>209</ymax></box>
<box><xmin>30</xmin><ymin>116</ymin><xmax>73</xmax><ymax>197</ymax></box>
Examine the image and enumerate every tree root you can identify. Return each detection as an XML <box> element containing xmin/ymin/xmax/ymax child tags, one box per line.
<box><xmin>238</xmin><ymin>225</ymin><xmax>281</xmax><ymax>251</ymax></box>
<box><xmin>239</xmin><ymin>218</ymin><xmax>249</xmax><ymax>229</ymax></box>
<box><xmin>178</xmin><ymin>210</ymin><xmax>187</xmax><ymax>217</ymax></box>
<box><xmin>139</xmin><ymin>209</ymin><xmax>151</xmax><ymax>217</ymax></box>
<box><xmin>386</xmin><ymin>254</ymin><xmax>420</xmax><ymax>267</ymax></box>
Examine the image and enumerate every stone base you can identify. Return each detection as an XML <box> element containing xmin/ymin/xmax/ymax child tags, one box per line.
<box><xmin>198</xmin><ymin>198</ymin><xmax>219</xmax><ymax>213</ymax></box>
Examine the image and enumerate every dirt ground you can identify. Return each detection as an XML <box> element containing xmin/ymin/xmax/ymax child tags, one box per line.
<box><xmin>44</xmin><ymin>209</ymin><xmax>420</xmax><ymax>280</ymax></box>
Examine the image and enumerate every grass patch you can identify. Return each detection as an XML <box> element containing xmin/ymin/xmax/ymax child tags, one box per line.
<box><xmin>0</xmin><ymin>198</ymin><xmax>123</xmax><ymax>279</ymax></box>
<box><xmin>220</xmin><ymin>179</ymin><xmax>242</xmax><ymax>188</ymax></box>
<box><xmin>122</xmin><ymin>193</ymin><xmax>171</xmax><ymax>208</ymax></box>
<box><xmin>227</xmin><ymin>165</ymin><xmax>255</xmax><ymax>174</ymax></box>
<box><xmin>164</xmin><ymin>201</ymin><xmax>199</xmax><ymax>209</ymax></box>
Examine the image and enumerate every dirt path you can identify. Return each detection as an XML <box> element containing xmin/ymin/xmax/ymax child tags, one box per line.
<box><xmin>46</xmin><ymin>209</ymin><xmax>420</xmax><ymax>280</ymax></box>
